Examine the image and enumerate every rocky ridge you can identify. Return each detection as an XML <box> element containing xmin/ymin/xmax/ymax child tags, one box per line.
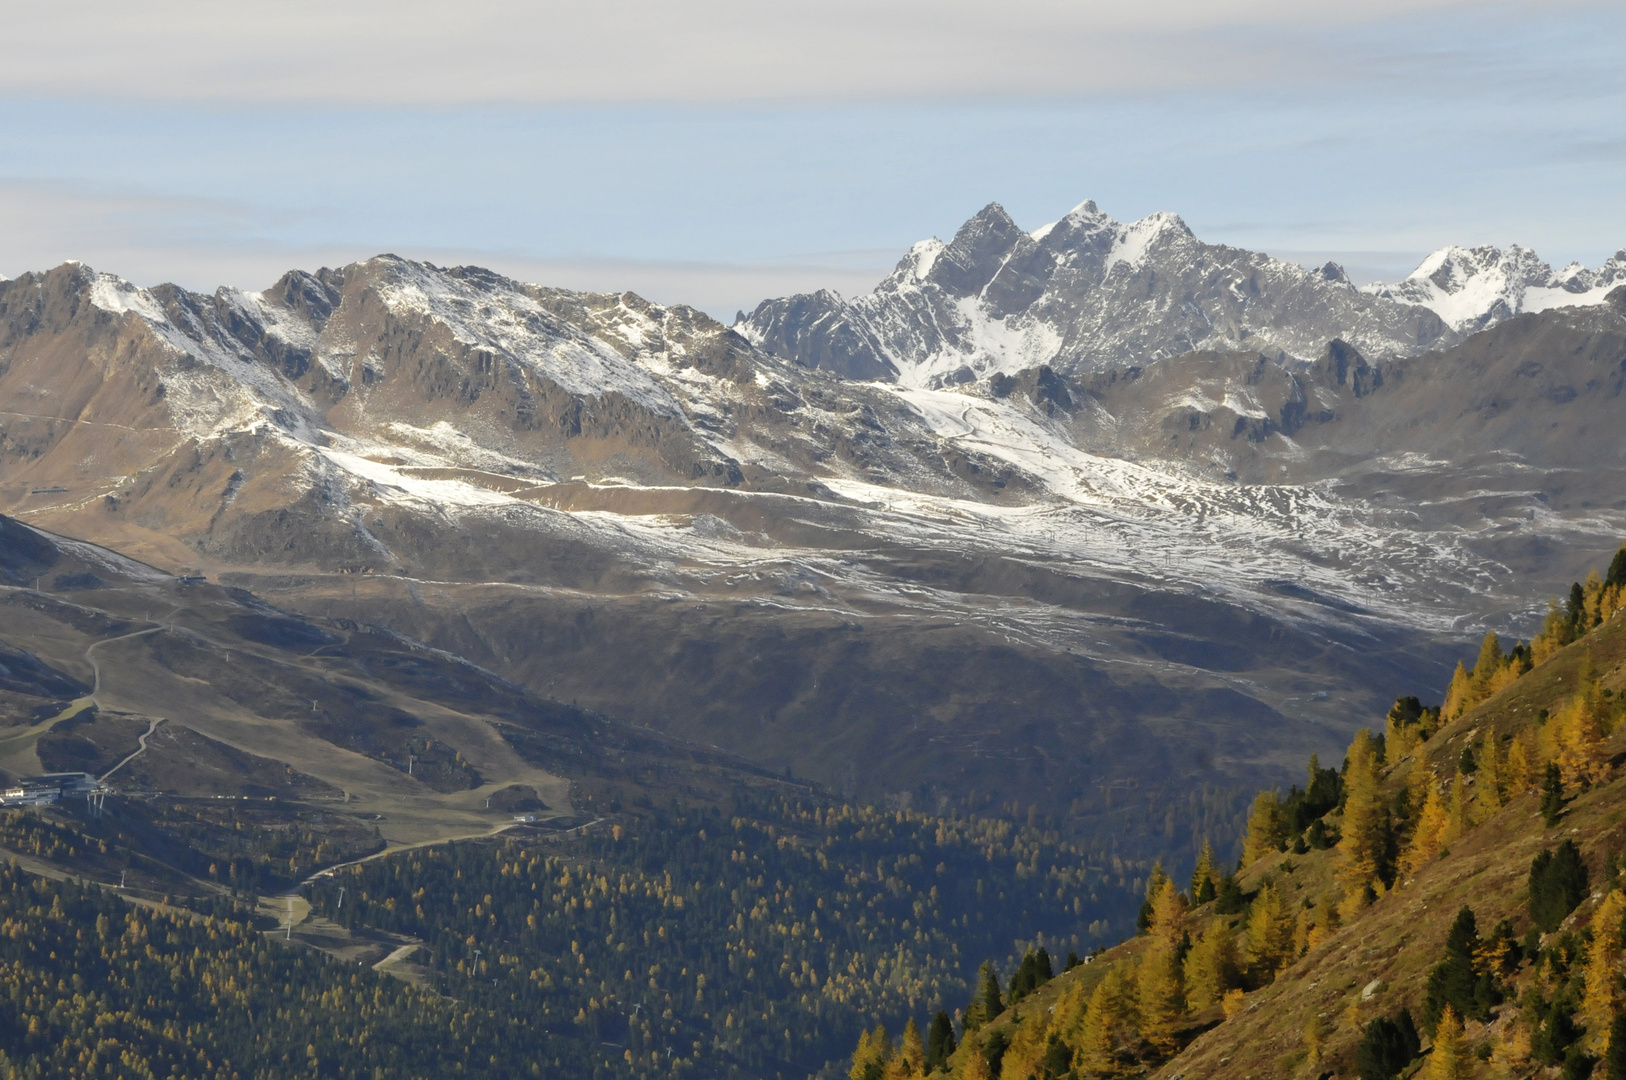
<box><xmin>737</xmin><ymin>200</ymin><xmax>1625</xmax><ymax>389</ymax></box>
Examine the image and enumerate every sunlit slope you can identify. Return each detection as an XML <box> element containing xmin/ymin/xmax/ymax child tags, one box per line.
<box><xmin>853</xmin><ymin>554</ymin><xmax>1626</xmax><ymax>1079</ymax></box>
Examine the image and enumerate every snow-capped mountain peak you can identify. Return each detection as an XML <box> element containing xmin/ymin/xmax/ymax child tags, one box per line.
<box><xmin>738</xmin><ymin>199</ymin><xmax>1455</xmax><ymax>387</ymax></box>
<box><xmin>1364</xmin><ymin>244</ymin><xmax>1626</xmax><ymax>333</ymax></box>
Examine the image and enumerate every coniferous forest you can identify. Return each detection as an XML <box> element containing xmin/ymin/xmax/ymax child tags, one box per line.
<box><xmin>0</xmin><ymin>790</ymin><xmax>1155</xmax><ymax>1078</ymax></box>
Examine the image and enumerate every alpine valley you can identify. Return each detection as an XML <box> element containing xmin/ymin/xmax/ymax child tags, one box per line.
<box><xmin>1</xmin><ymin>198</ymin><xmax>1625</xmax><ymax>1079</ymax></box>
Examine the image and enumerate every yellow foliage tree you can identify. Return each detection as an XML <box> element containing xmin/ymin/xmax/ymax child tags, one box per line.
<box><xmin>1244</xmin><ymin>879</ymin><xmax>1294</xmax><ymax>980</ymax></box>
<box><xmin>896</xmin><ymin>1018</ymin><xmax>927</xmax><ymax>1079</ymax></box>
<box><xmin>1291</xmin><ymin>906</ymin><xmax>1310</xmax><ymax>959</ymax></box>
<box><xmin>1556</xmin><ymin>694</ymin><xmax>1607</xmax><ymax>790</ymax></box>
<box><xmin>993</xmin><ymin>1011</ymin><xmax>1046</xmax><ymax>1080</ymax></box>
<box><xmin>1050</xmin><ymin>980</ymin><xmax>1090</xmax><ymax>1043</ymax></box>
<box><xmin>1099</xmin><ymin>961</ymin><xmax>1138</xmax><ymax>1030</ymax></box>
<box><xmin>1581</xmin><ymin>889</ymin><xmax>1626</xmax><ymax>1055</ymax></box>
<box><xmin>958</xmin><ymin>1035</ymin><xmax>992</xmax><ymax>1080</ymax></box>
<box><xmin>1304</xmin><ymin>1012</ymin><xmax>1327</xmax><ymax>1066</ymax></box>
<box><xmin>1387</xmin><ymin>707</ymin><xmax>1422</xmax><ymax>762</ymax></box>
<box><xmin>1074</xmin><ymin>982</ymin><xmax>1120</xmax><ymax>1079</ymax></box>
<box><xmin>1242</xmin><ymin>792</ymin><xmax>1286</xmax><ymax>867</ymax></box>
<box><xmin>1337</xmin><ymin>729</ymin><xmax>1386</xmax><ymax>889</ymax></box>
<box><xmin>1470</xmin><ymin>631</ymin><xmax>1505</xmax><ymax>696</ymax></box>
<box><xmin>1402</xmin><ymin>772</ymin><xmax>1448</xmax><ymax>878</ymax></box>
<box><xmin>1473</xmin><ymin>730</ymin><xmax>1504</xmax><ymax>822</ymax></box>
<box><xmin>1442</xmin><ymin>661</ymin><xmax>1473</xmax><ymax>720</ymax></box>
<box><xmin>1137</xmin><ymin>942</ymin><xmax>1186</xmax><ymax>1055</ymax></box>
<box><xmin>1506</xmin><ymin>729</ymin><xmax>1534</xmax><ymax>792</ymax></box>
<box><xmin>1147</xmin><ymin>876</ymin><xmax>1188</xmax><ymax>949</ymax></box>
<box><xmin>1401</xmin><ymin>756</ymin><xmax>1431</xmax><ymax>820</ymax></box>
<box><xmin>1182</xmin><ymin>920</ymin><xmax>1238</xmax><ymax>1011</ymax></box>
<box><xmin>1425</xmin><ymin>1005</ymin><xmax>1469</xmax><ymax>1080</ymax></box>
<box><xmin>1191</xmin><ymin>838</ymin><xmax>1218</xmax><ymax>900</ymax></box>
<box><xmin>851</xmin><ymin>1024</ymin><xmax>892</xmax><ymax>1080</ymax></box>
<box><xmin>1442</xmin><ymin>773</ymin><xmax>1470</xmax><ymax>847</ymax></box>
<box><xmin>1494</xmin><ymin>1017</ymin><xmax>1533</xmax><ymax>1074</ymax></box>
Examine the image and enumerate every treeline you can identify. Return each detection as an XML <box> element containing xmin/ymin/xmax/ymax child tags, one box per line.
<box><xmin>303</xmin><ymin>792</ymin><xmax>1148</xmax><ymax>1079</ymax></box>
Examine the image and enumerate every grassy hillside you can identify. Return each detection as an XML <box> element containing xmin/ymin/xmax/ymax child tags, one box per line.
<box><xmin>846</xmin><ymin>547</ymin><xmax>1626</xmax><ymax>1080</ymax></box>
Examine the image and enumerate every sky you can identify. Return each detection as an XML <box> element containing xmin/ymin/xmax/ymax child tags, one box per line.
<box><xmin>1</xmin><ymin>0</ymin><xmax>1623</xmax><ymax>319</ymax></box>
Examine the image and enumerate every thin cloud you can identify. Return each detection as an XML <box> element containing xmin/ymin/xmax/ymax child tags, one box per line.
<box><xmin>0</xmin><ymin>0</ymin><xmax>1596</xmax><ymax>105</ymax></box>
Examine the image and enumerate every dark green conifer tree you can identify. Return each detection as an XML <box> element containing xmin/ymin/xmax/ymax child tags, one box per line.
<box><xmin>1542</xmin><ymin>762</ymin><xmax>1567</xmax><ymax>826</ymax></box>
<box><xmin>1213</xmin><ymin>872</ymin><xmax>1246</xmax><ymax>915</ymax></box>
<box><xmin>963</xmin><ymin>960</ymin><xmax>1004</xmax><ymax>1031</ymax></box>
<box><xmin>925</xmin><ymin>1010</ymin><xmax>956</xmax><ymax>1070</ymax></box>
<box><xmin>1533</xmin><ymin>988</ymin><xmax>1582</xmax><ymax>1066</ymax></box>
<box><xmin>1355</xmin><ymin>1008</ymin><xmax>1421</xmax><ymax>1080</ymax></box>
<box><xmin>1608</xmin><ymin>546</ymin><xmax>1626</xmax><ymax>590</ymax></box>
<box><xmin>1423</xmin><ymin>906</ymin><xmax>1499</xmax><ymax>1032</ymax></box>
<box><xmin>1560</xmin><ymin>585</ymin><xmax>1586</xmax><ymax>637</ymax></box>
<box><xmin>1038</xmin><ymin>1034</ymin><xmax>1073</xmax><ymax>1080</ymax></box>
<box><xmin>1605</xmin><ymin>1014</ymin><xmax>1626</xmax><ymax>1080</ymax></box>
<box><xmin>1529</xmin><ymin>840</ymin><xmax>1590</xmax><ymax>932</ymax></box>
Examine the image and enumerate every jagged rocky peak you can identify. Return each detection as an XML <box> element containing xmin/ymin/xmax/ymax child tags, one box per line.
<box><xmin>1364</xmin><ymin>243</ymin><xmax>1626</xmax><ymax>333</ymax></box>
<box><xmin>736</xmin><ymin>198</ymin><xmax>1461</xmax><ymax>388</ymax></box>
<box><xmin>921</xmin><ymin>202</ymin><xmax>1028</xmax><ymax>296</ymax></box>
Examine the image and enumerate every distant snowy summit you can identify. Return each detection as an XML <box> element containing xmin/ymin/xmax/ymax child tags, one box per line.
<box><xmin>1363</xmin><ymin>243</ymin><xmax>1626</xmax><ymax>334</ymax></box>
<box><xmin>736</xmin><ymin>200</ymin><xmax>1624</xmax><ymax>387</ymax></box>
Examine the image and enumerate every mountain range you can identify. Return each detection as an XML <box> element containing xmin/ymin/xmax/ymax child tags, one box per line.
<box><xmin>738</xmin><ymin>200</ymin><xmax>1626</xmax><ymax>386</ymax></box>
<box><xmin>1</xmin><ymin>201</ymin><xmax>1624</xmax><ymax>856</ymax></box>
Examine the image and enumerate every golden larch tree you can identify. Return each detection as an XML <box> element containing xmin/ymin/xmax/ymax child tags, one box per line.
<box><xmin>1473</xmin><ymin>730</ymin><xmax>1504</xmax><ymax>822</ymax></box>
<box><xmin>1556</xmin><ymin>695</ymin><xmax>1607</xmax><ymax>789</ymax></box>
<box><xmin>1442</xmin><ymin>773</ymin><xmax>1470</xmax><ymax>847</ymax></box>
<box><xmin>1506</xmin><ymin>730</ymin><xmax>1534</xmax><ymax>792</ymax></box>
<box><xmin>958</xmin><ymin>1036</ymin><xmax>992</xmax><ymax>1080</ymax></box>
<box><xmin>1426</xmin><ymin>1005</ymin><xmax>1469</xmax><ymax>1080</ymax></box>
<box><xmin>1337</xmin><ymin>729</ymin><xmax>1386</xmax><ymax>889</ymax></box>
<box><xmin>1182</xmin><ymin>920</ymin><xmax>1238</xmax><ymax>1011</ymax></box>
<box><xmin>1306</xmin><ymin>889</ymin><xmax>1341</xmax><ymax>951</ymax></box>
<box><xmin>896</xmin><ymin>1018</ymin><xmax>926</xmax><ymax>1079</ymax></box>
<box><xmin>1402</xmin><ymin>771</ymin><xmax>1448</xmax><ymax>878</ymax></box>
<box><xmin>1147</xmin><ymin>876</ymin><xmax>1188</xmax><ymax>949</ymax></box>
<box><xmin>850</xmin><ymin>1025</ymin><xmax>892</xmax><ymax>1080</ymax></box>
<box><xmin>1241</xmin><ymin>792</ymin><xmax>1286</xmax><ymax>867</ymax></box>
<box><xmin>1074</xmin><ymin>981</ymin><xmax>1121</xmax><ymax>1079</ymax></box>
<box><xmin>1442</xmin><ymin>661</ymin><xmax>1473</xmax><ymax>720</ymax></box>
<box><xmin>1581</xmin><ymin>889</ymin><xmax>1626</xmax><ymax>1055</ymax></box>
<box><xmin>1136</xmin><ymin>943</ymin><xmax>1186</xmax><ymax>1055</ymax></box>
<box><xmin>1244</xmin><ymin>879</ymin><xmax>1294</xmax><ymax>980</ymax></box>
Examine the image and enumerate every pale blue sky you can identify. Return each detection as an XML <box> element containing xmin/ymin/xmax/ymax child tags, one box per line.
<box><xmin>0</xmin><ymin>0</ymin><xmax>1621</xmax><ymax>318</ymax></box>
